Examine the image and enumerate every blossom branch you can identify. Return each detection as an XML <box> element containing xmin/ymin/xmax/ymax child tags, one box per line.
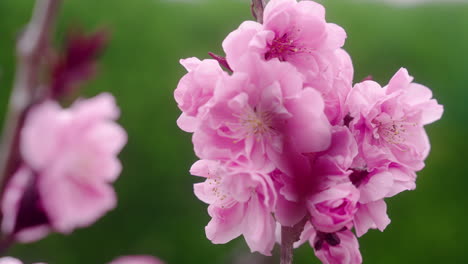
<box><xmin>0</xmin><ymin>0</ymin><xmax>61</xmax><ymax>199</ymax></box>
<box><xmin>251</xmin><ymin>0</ymin><xmax>266</xmax><ymax>23</ymax></box>
<box><xmin>280</xmin><ymin>218</ymin><xmax>308</xmax><ymax>264</ymax></box>
<box><xmin>0</xmin><ymin>233</ymin><xmax>14</xmax><ymax>255</ymax></box>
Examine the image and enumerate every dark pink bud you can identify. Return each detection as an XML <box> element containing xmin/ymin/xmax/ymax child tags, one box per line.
<box><xmin>50</xmin><ymin>29</ymin><xmax>109</xmax><ymax>99</ymax></box>
<box><xmin>208</xmin><ymin>52</ymin><xmax>232</xmax><ymax>72</ymax></box>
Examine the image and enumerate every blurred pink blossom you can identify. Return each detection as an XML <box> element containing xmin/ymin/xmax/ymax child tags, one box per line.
<box><xmin>377</xmin><ymin>0</ymin><xmax>467</xmax><ymax>6</ymax></box>
<box><xmin>109</xmin><ymin>255</ymin><xmax>164</xmax><ymax>264</ymax></box>
<box><xmin>0</xmin><ymin>257</ymin><xmax>23</xmax><ymax>264</ymax></box>
<box><xmin>0</xmin><ymin>257</ymin><xmax>45</xmax><ymax>264</ymax></box>
<box><xmin>1</xmin><ymin>93</ymin><xmax>127</xmax><ymax>242</ymax></box>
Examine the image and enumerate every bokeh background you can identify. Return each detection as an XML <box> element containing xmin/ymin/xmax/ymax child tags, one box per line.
<box><xmin>0</xmin><ymin>0</ymin><xmax>467</xmax><ymax>263</ymax></box>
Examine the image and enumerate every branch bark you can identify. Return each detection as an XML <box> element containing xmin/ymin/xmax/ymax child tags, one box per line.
<box><xmin>0</xmin><ymin>0</ymin><xmax>61</xmax><ymax>195</ymax></box>
<box><xmin>251</xmin><ymin>0</ymin><xmax>267</xmax><ymax>23</ymax></box>
<box><xmin>280</xmin><ymin>218</ymin><xmax>308</xmax><ymax>264</ymax></box>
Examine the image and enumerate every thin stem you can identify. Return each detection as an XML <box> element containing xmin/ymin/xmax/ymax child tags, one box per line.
<box><xmin>280</xmin><ymin>218</ymin><xmax>308</xmax><ymax>264</ymax></box>
<box><xmin>0</xmin><ymin>0</ymin><xmax>61</xmax><ymax>195</ymax></box>
<box><xmin>0</xmin><ymin>233</ymin><xmax>14</xmax><ymax>255</ymax></box>
<box><xmin>280</xmin><ymin>226</ymin><xmax>294</xmax><ymax>264</ymax></box>
<box><xmin>208</xmin><ymin>52</ymin><xmax>233</xmax><ymax>72</ymax></box>
<box><xmin>251</xmin><ymin>0</ymin><xmax>267</xmax><ymax>23</ymax></box>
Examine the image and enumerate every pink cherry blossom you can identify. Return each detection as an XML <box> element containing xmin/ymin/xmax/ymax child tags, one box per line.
<box><xmin>344</xmin><ymin>68</ymin><xmax>443</xmax><ymax>237</ymax></box>
<box><xmin>308</xmin><ymin>183</ymin><xmax>359</xmax><ymax>233</ymax></box>
<box><xmin>289</xmin><ymin>128</ymin><xmax>358</xmax><ymax>235</ymax></box>
<box><xmin>318</xmin><ymin>49</ymin><xmax>354</xmax><ymax>125</ymax></box>
<box><xmin>1</xmin><ymin>93</ymin><xmax>127</xmax><ymax>241</ymax></box>
<box><xmin>349</xmin><ymin>168</ymin><xmax>392</xmax><ymax>204</ymax></box>
<box><xmin>191</xmin><ymin>157</ymin><xmax>277</xmax><ymax>255</ymax></box>
<box><xmin>108</xmin><ymin>255</ymin><xmax>164</xmax><ymax>264</ymax></box>
<box><xmin>347</xmin><ymin>68</ymin><xmax>443</xmax><ymax>171</ymax></box>
<box><xmin>353</xmin><ymin>200</ymin><xmax>391</xmax><ymax>237</ymax></box>
<box><xmin>295</xmin><ymin>223</ymin><xmax>362</xmax><ymax>263</ymax></box>
<box><xmin>274</xmin><ymin>126</ymin><xmax>357</xmax><ymax>227</ymax></box>
<box><xmin>384</xmin><ymin>164</ymin><xmax>417</xmax><ymax>198</ymax></box>
<box><xmin>347</xmin><ymin>165</ymin><xmax>413</xmax><ymax>237</ymax></box>
<box><xmin>223</xmin><ymin>0</ymin><xmax>352</xmax><ymax>125</ymax></box>
<box><xmin>313</xmin><ymin>229</ymin><xmax>362</xmax><ymax>264</ymax></box>
<box><xmin>350</xmin><ymin>164</ymin><xmax>416</xmax><ymax>205</ymax></box>
<box><xmin>187</xmin><ymin>55</ymin><xmax>332</xmax><ymax>239</ymax></box>
<box><xmin>192</xmin><ymin>55</ymin><xmax>331</xmax><ymax>162</ymax></box>
<box><xmin>174</xmin><ymin>58</ymin><xmax>227</xmax><ymax>132</ymax></box>
<box><xmin>223</xmin><ymin>0</ymin><xmax>345</xmax><ymax>72</ymax></box>
<box><xmin>310</xmin><ymin>126</ymin><xmax>358</xmax><ymax>187</ymax></box>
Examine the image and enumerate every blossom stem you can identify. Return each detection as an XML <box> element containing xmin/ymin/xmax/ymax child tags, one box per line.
<box><xmin>280</xmin><ymin>227</ymin><xmax>294</xmax><ymax>264</ymax></box>
<box><xmin>208</xmin><ymin>52</ymin><xmax>233</xmax><ymax>72</ymax></box>
<box><xmin>280</xmin><ymin>218</ymin><xmax>308</xmax><ymax>264</ymax></box>
<box><xmin>0</xmin><ymin>233</ymin><xmax>14</xmax><ymax>255</ymax></box>
<box><xmin>251</xmin><ymin>0</ymin><xmax>267</xmax><ymax>23</ymax></box>
<box><xmin>0</xmin><ymin>0</ymin><xmax>61</xmax><ymax>197</ymax></box>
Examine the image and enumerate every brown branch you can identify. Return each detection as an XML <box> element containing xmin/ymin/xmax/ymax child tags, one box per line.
<box><xmin>0</xmin><ymin>0</ymin><xmax>62</xmax><ymax>195</ymax></box>
<box><xmin>251</xmin><ymin>0</ymin><xmax>266</xmax><ymax>23</ymax></box>
<box><xmin>280</xmin><ymin>217</ymin><xmax>308</xmax><ymax>264</ymax></box>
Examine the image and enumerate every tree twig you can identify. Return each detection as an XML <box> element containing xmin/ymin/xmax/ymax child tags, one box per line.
<box><xmin>251</xmin><ymin>0</ymin><xmax>266</xmax><ymax>23</ymax></box>
<box><xmin>280</xmin><ymin>217</ymin><xmax>308</xmax><ymax>264</ymax></box>
<box><xmin>0</xmin><ymin>0</ymin><xmax>61</xmax><ymax>196</ymax></box>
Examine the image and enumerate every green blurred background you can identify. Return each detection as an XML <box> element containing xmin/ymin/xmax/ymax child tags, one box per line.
<box><xmin>0</xmin><ymin>0</ymin><xmax>466</xmax><ymax>263</ymax></box>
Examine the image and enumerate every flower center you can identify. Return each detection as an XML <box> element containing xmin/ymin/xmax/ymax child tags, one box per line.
<box><xmin>207</xmin><ymin>176</ymin><xmax>225</xmax><ymax>198</ymax></box>
<box><xmin>372</xmin><ymin>117</ymin><xmax>416</xmax><ymax>147</ymax></box>
<box><xmin>207</xmin><ymin>175</ymin><xmax>231</xmax><ymax>208</ymax></box>
<box><xmin>314</xmin><ymin>231</ymin><xmax>341</xmax><ymax>250</ymax></box>
<box><xmin>265</xmin><ymin>34</ymin><xmax>299</xmax><ymax>61</ymax></box>
<box><xmin>349</xmin><ymin>168</ymin><xmax>368</xmax><ymax>187</ymax></box>
<box><xmin>238</xmin><ymin>107</ymin><xmax>275</xmax><ymax>138</ymax></box>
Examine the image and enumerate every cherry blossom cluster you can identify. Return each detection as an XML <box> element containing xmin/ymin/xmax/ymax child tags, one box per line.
<box><xmin>174</xmin><ymin>0</ymin><xmax>443</xmax><ymax>263</ymax></box>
